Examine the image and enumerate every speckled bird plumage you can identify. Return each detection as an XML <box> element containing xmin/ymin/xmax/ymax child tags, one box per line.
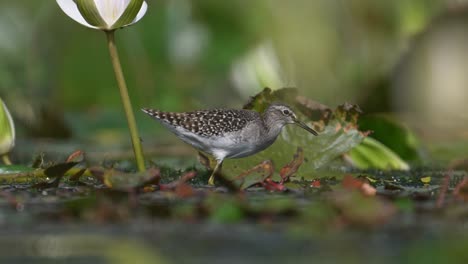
<box><xmin>142</xmin><ymin>103</ymin><xmax>318</xmax><ymax>185</ymax></box>
<box><xmin>142</xmin><ymin>108</ymin><xmax>258</xmax><ymax>137</ymax></box>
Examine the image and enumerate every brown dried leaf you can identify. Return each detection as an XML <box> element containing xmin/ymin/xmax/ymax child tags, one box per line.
<box><xmin>160</xmin><ymin>171</ymin><xmax>196</xmax><ymax>191</ymax></box>
<box><xmin>66</xmin><ymin>150</ymin><xmax>85</xmax><ymax>163</ymax></box>
<box><xmin>231</xmin><ymin>160</ymin><xmax>274</xmax><ymax>190</ymax></box>
<box><xmin>279</xmin><ymin>147</ymin><xmax>304</xmax><ymax>182</ymax></box>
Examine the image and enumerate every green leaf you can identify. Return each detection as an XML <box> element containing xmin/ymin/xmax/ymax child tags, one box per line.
<box><xmin>112</xmin><ymin>0</ymin><xmax>144</xmax><ymax>29</ymax></box>
<box><xmin>0</xmin><ymin>98</ymin><xmax>15</xmax><ymax>155</ymax></box>
<box><xmin>74</xmin><ymin>0</ymin><xmax>107</xmax><ymax>29</ymax></box>
<box><xmin>358</xmin><ymin>114</ymin><xmax>423</xmax><ymax>163</ymax></box>
<box><xmin>348</xmin><ymin>137</ymin><xmax>410</xmax><ymax>170</ymax></box>
<box><xmin>90</xmin><ymin>167</ymin><xmax>160</xmax><ymax>190</ymax></box>
<box><xmin>0</xmin><ymin>165</ymin><xmax>35</xmax><ymax>174</ymax></box>
<box><xmin>0</xmin><ymin>165</ymin><xmax>44</xmax><ymax>184</ymax></box>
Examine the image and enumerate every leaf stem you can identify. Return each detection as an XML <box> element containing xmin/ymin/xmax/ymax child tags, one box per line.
<box><xmin>105</xmin><ymin>30</ymin><xmax>146</xmax><ymax>172</ymax></box>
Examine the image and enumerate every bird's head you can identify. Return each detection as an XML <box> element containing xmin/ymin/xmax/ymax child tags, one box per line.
<box><xmin>264</xmin><ymin>103</ymin><xmax>318</xmax><ymax>136</ymax></box>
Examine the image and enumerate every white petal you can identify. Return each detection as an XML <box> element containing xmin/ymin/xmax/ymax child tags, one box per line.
<box><xmin>56</xmin><ymin>0</ymin><xmax>97</xmax><ymax>29</ymax></box>
<box><xmin>120</xmin><ymin>1</ymin><xmax>148</xmax><ymax>28</ymax></box>
<box><xmin>94</xmin><ymin>0</ymin><xmax>130</xmax><ymax>26</ymax></box>
<box><xmin>132</xmin><ymin>2</ymin><xmax>148</xmax><ymax>24</ymax></box>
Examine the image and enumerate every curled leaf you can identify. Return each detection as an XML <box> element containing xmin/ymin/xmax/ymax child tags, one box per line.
<box><xmin>231</xmin><ymin>160</ymin><xmax>274</xmax><ymax>190</ymax></box>
<box><xmin>358</xmin><ymin>114</ymin><xmax>423</xmax><ymax>163</ymax></box>
<box><xmin>0</xmin><ymin>98</ymin><xmax>15</xmax><ymax>156</ymax></box>
<box><xmin>347</xmin><ymin>137</ymin><xmax>410</xmax><ymax>171</ymax></box>
<box><xmin>66</xmin><ymin>150</ymin><xmax>85</xmax><ymax>163</ymax></box>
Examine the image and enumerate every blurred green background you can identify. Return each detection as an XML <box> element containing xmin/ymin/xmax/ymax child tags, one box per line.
<box><xmin>0</xmin><ymin>0</ymin><xmax>467</xmax><ymax>159</ymax></box>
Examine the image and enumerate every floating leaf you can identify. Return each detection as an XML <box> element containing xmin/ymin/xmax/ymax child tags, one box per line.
<box><xmin>0</xmin><ymin>165</ymin><xmax>43</xmax><ymax>184</ymax></box>
<box><xmin>347</xmin><ymin>137</ymin><xmax>410</xmax><ymax>170</ymax></box>
<box><xmin>0</xmin><ymin>165</ymin><xmax>35</xmax><ymax>175</ymax></box>
<box><xmin>92</xmin><ymin>167</ymin><xmax>161</xmax><ymax>190</ymax></box>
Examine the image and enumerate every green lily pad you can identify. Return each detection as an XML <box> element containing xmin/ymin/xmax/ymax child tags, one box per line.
<box><xmin>0</xmin><ymin>165</ymin><xmax>43</xmax><ymax>184</ymax></box>
<box><xmin>0</xmin><ymin>165</ymin><xmax>35</xmax><ymax>174</ymax></box>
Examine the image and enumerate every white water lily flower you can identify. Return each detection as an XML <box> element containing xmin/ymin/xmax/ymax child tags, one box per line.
<box><xmin>0</xmin><ymin>98</ymin><xmax>15</xmax><ymax>155</ymax></box>
<box><xmin>57</xmin><ymin>0</ymin><xmax>148</xmax><ymax>30</ymax></box>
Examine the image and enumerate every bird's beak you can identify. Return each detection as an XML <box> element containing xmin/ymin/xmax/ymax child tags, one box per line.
<box><xmin>294</xmin><ymin>119</ymin><xmax>318</xmax><ymax>136</ymax></box>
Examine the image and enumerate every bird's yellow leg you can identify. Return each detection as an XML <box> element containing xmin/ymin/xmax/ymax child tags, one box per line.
<box><xmin>208</xmin><ymin>160</ymin><xmax>223</xmax><ymax>186</ymax></box>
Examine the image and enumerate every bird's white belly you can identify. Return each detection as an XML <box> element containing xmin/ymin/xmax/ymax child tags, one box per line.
<box><xmin>169</xmin><ymin>123</ymin><xmax>277</xmax><ymax>160</ymax></box>
<box><xmin>204</xmin><ymin>132</ymin><xmax>277</xmax><ymax>160</ymax></box>
<box><xmin>200</xmin><ymin>139</ymin><xmax>259</xmax><ymax>160</ymax></box>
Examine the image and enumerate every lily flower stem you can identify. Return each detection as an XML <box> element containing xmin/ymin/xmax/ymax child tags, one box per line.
<box><xmin>105</xmin><ymin>30</ymin><xmax>146</xmax><ymax>172</ymax></box>
<box><xmin>1</xmin><ymin>154</ymin><xmax>12</xmax><ymax>165</ymax></box>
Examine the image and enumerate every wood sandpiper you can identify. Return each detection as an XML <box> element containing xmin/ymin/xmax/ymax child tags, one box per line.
<box><xmin>142</xmin><ymin>103</ymin><xmax>318</xmax><ymax>185</ymax></box>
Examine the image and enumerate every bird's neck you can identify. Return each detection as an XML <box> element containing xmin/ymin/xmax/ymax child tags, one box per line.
<box><xmin>262</xmin><ymin>112</ymin><xmax>286</xmax><ymax>139</ymax></box>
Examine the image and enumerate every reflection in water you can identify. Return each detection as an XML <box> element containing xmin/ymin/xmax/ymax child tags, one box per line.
<box><xmin>0</xmin><ymin>235</ymin><xmax>167</xmax><ymax>264</ymax></box>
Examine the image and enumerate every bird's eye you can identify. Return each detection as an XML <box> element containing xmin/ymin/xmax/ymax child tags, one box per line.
<box><xmin>282</xmin><ymin>109</ymin><xmax>290</xmax><ymax>115</ymax></box>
